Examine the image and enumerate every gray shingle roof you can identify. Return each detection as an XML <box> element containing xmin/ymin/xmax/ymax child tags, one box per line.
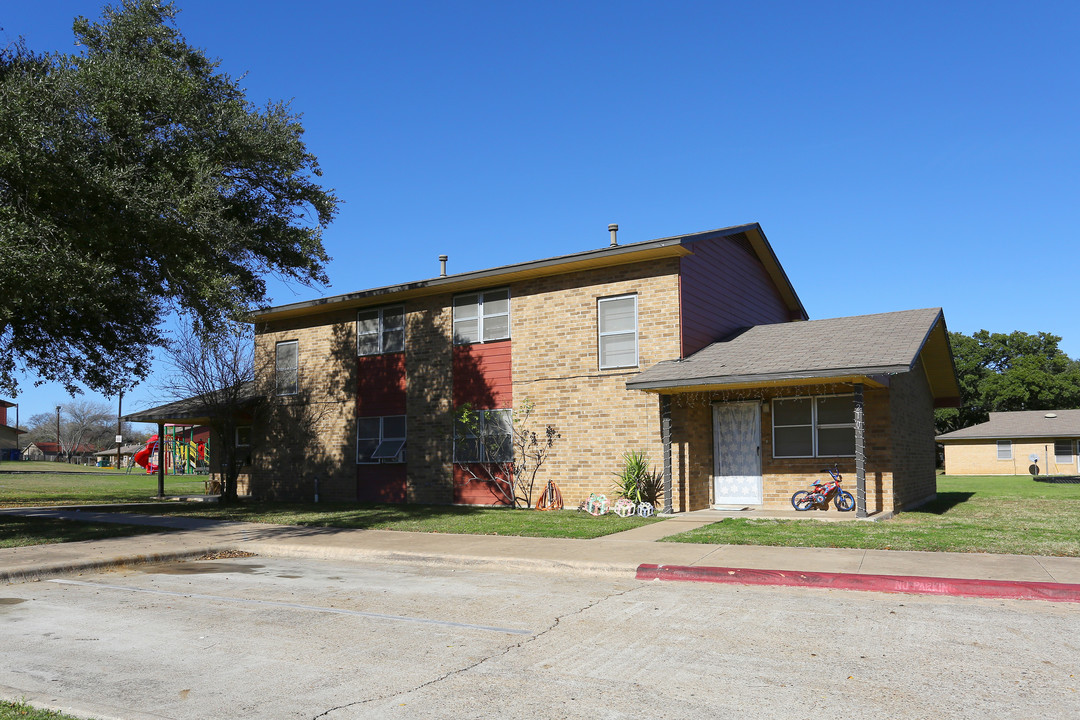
<box><xmin>124</xmin><ymin>382</ymin><xmax>257</xmax><ymax>424</ymax></box>
<box><xmin>628</xmin><ymin>308</ymin><xmax>946</xmax><ymax>391</ymax></box>
<box><xmin>936</xmin><ymin>410</ymin><xmax>1080</xmax><ymax>441</ymax></box>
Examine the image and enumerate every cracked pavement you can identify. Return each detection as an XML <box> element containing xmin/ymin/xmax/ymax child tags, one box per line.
<box><xmin>2</xmin><ymin>555</ymin><xmax>1078</xmax><ymax>719</ymax></box>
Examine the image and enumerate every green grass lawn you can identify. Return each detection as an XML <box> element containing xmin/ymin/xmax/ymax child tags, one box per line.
<box><xmin>0</xmin><ymin>700</ymin><xmax>82</xmax><ymax>720</ymax></box>
<box><xmin>114</xmin><ymin>501</ymin><xmax>663</xmax><ymax>539</ymax></box>
<box><xmin>0</xmin><ymin>461</ymin><xmax>205</xmax><ymax>507</ymax></box>
<box><xmin>0</xmin><ymin>515</ymin><xmax>171</xmax><ymax>549</ymax></box>
<box><xmin>665</xmin><ymin>474</ymin><xmax>1080</xmax><ymax>556</ymax></box>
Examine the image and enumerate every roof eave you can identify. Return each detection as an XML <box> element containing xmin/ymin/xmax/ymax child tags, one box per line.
<box><xmin>627</xmin><ymin>365</ymin><xmax>910</xmax><ymax>393</ymax></box>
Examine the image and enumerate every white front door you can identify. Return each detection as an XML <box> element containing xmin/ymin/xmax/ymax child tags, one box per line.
<box><xmin>713</xmin><ymin>402</ymin><xmax>763</xmax><ymax>506</ymax></box>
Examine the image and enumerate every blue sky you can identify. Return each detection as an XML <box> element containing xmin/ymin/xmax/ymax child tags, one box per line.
<box><xmin>4</xmin><ymin>0</ymin><xmax>1078</xmax><ymax>428</ymax></box>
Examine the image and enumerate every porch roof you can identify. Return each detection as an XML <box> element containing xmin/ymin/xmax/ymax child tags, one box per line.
<box><xmin>628</xmin><ymin>307</ymin><xmax>961</xmax><ymax>406</ymax></box>
<box><xmin>123</xmin><ymin>382</ymin><xmax>257</xmax><ymax>425</ymax></box>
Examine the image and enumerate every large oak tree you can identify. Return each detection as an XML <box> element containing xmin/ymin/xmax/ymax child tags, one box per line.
<box><xmin>0</xmin><ymin>0</ymin><xmax>338</xmax><ymax>397</ymax></box>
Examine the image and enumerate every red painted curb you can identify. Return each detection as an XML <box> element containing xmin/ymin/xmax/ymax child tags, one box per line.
<box><xmin>635</xmin><ymin>564</ymin><xmax>1080</xmax><ymax>603</ymax></box>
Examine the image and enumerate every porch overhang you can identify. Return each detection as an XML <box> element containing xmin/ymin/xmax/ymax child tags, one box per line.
<box><xmin>627</xmin><ymin>372</ymin><xmax>895</xmax><ymax>395</ymax></box>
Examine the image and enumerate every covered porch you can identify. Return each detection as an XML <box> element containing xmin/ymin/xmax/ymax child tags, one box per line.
<box><xmin>629</xmin><ymin>308</ymin><xmax>961</xmax><ymax>516</ymax></box>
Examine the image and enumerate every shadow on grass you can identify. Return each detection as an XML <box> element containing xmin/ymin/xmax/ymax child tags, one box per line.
<box><xmin>907</xmin><ymin>492</ymin><xmax>974</xmax><ymax>515</ymax></box>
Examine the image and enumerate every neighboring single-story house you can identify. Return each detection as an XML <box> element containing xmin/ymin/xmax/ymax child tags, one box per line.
<box><xmin>936</xmin><ymin>410</ymin><xmax>1080</xmax><ymax>476</ymax></box>
<box><xmin>243</xmin><ymin>222</ymin><xmax>960</xmax><ymax>516</ymax></box>
<box><xmin>0</xmin><ymin>399</ymin><xmax>25</xmax><ymax>461</ymax></box>
<box><xmin>23</xmin><ymin>441</ymin><xmax>97</xmax><ymax>464</ymax></box>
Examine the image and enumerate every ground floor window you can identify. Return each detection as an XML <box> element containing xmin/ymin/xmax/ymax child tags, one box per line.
<box><xmin>454</xmin><ymin>409</ymin><xmax>512</xmax><ymax>463</ymax></box>
<box><xmin>772</xmin><ymin>395</ymin><xmax>855</xmax><ymax>458</ymax></box>
<box><xmin>997</xmin><ymin>440</ymin><xmax>1012</xmax><ymax>460</ymax></box>
<box><xmin>357</xmin><ymin>416</ymin><xmax>406</xmax><ymax>464</ymax></box>
<box><xmin>1054</xmin><ymin>440</ymin><xmax>1074</xmax><ymax>464</ymax></box>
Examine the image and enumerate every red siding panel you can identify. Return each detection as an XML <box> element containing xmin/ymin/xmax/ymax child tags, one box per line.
<box><xmin>453</xmin><ymin>340</ymin><xmax>512</xmax><ymax>409</ymax></box>
<box><xmin>357</xmin><ymin>464</ymin><xmax>407</xmax><ymax>503</ymax></box>
<box><xmin>357</xmin><ymin>353</ymin><xmax>407</xmax><ymax>416</ymax></box>
<box><xmin>680</xmin><ymin>234</ymin><xmax>793</xmax><ymax>357</ymax></box>
<box><xmin>453</xmin><ymin>464</ymin><xmax>511</xmax><ymax>505</ymax></box>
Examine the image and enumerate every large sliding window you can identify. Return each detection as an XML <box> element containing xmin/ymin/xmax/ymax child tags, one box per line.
<box><xmin>357</xmin><ymin>305</ymin><xmax>405</xmax><ymax>356</ymax></box>
<box><xmin>275</xmin><ymin>340</ymin><xmax>298</xmax><ymax>396</ymax></box>
<box><xmin>357</xmin><ymin>416</ymin><xmax>407</xmax><ymax>464</ymax></box>
<box><xmin>453</xmin><ymin>409</ymin><xmax>513</xmax><ymax>463</ymax></box>
<box><xmin>597</xmin><ymin>294</ymin><xmax>638</xmax><ymax>369</ymax></box>
<box><xmin>772</xmin><ymin>395</ymin><xmax>855</xmax><ymax>458</ymax></box>
<box><xmin>453</xmin><ymin>289</ymin><xmax>510</xmax><ymax>344</ymax></box>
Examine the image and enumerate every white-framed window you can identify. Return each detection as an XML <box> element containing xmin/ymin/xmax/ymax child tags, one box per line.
<box><xmin>235</xmin><ymin>426</ymin><xmax>252</xmax><ymax>448</ymax></box>
<box><xmin>997</xmin><ymin>440</ymin><xmax>1012</xmax><ymax>460</ymax></box>
<box><xmin>357</xmin><ymin>416</ymin><xmax>406</xmax><ymax>464</ymax></box>
<box><xmin>453</xmin><ymin>289</ymin><xmax>510</xmax><ymax>344</ymax></box>
<box><xmin>357</xmin><ymin>305</ymin><xmax>405</xmax><ymax>356</ymax></box>
<box><xmin>454</xmin><ymin>409</ymin><xmax>513</xmax><ymax>463</ymax></box>
<box><xmin>1054</xmin><ymin>440</ymin><xmax>1074</xmax><ymax>464</ymax></box>
<box><xmin>597</xmin><ymin>294</ymin><xmax>638</xmax><ymax>369</ymax></box>
<box><xmin>772</xmin><ymin>395</ymin><xmax>855</xmax><ymax>458</ymax></box>
<box><xmin>275</xmin><ymin>340</ymin><xmax>298</xmax><ymax>396</ymax></box>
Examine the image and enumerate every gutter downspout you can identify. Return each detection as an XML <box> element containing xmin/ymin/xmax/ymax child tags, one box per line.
<box><xmin>661</xmin><ymin>395</ymin><xmax>673</xmax><ymax>514</ymax></box>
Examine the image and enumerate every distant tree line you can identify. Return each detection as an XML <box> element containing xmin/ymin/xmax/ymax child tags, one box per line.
<box><xmin>935</xmin><ymin>330</ymin><xmax>1080</xmax><ymax>435</ymax></box>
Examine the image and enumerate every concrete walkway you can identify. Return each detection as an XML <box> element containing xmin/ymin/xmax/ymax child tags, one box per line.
<box><xmin>2</xmin><ymin>506</ymin><xmax>1079</xmax><ymax>601</ymax></box>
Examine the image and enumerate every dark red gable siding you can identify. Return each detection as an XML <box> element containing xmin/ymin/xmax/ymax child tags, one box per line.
<box><xmin>453</xmin><ymin>340</ymin><xmax>512</xmax><ymax>410</ymax></box>
<box><xmin>680</xmin><ymin>233</ymin><xmax>793</xmax><ymax>357</ymax></box>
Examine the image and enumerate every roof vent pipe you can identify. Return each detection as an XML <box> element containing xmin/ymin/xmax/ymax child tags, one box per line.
<box><xmin>608</xmin><ymin>223</ymin><xmax>619</xmax><ymax>247</ymax></box>
<box><xmin>439</xmin><ymin>255</ymin><xmax>448</xmax><ymax>277</ymax></box>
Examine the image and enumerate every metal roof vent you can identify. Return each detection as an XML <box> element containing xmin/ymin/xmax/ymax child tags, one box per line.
<box><xmin>608</xmin><ymin>223</ymin><xmax>619</xmax><ymax>247</ymax></box>
<box><xmin>439</xmin><ymin>255</ymin><xmax>448</xmax><ymax>277</ymax></box>
<box><xmin>1045</xmin><ymin>413</ymin><xmax>1057</xmax><ymax>418</ymax></box>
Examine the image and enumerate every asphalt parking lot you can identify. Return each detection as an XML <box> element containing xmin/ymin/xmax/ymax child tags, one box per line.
<box><xmin>2</xmin><ymin>555</ymin><xmax>1078</xmax><ymax>719</ymax></box>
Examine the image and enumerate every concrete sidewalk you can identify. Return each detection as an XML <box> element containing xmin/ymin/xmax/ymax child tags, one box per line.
<box><xmin>2</xmin><ymin>506</ymin><xmax>1079</xmax><ymax>601</ymax></box>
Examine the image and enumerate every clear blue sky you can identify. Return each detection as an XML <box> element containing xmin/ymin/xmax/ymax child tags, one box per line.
<box><xmin>4</xmin><ymin>0</ymin><xmax>1078</xmax><ymax>429</ymax></box>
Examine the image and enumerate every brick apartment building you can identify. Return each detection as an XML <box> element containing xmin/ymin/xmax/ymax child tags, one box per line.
<box><xmin>245</xmin><ymin>223</ymin><xmax>960</xmax><ymax>515</ymax></box>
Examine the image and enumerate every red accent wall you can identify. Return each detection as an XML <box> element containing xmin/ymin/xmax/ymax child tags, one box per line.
<box><xmin>358</xmin><ymin>464</ymin><xmax>407</xmax><ymax>503</ymax></box>
<box><xmin>680</xmin><ymin>233</ymin><xmax>793</xmax><ymax>357</ymax></box>
<box><xmin>358</xmin><ymin>353</ymin><xmax>406</xmax><ymax>415</ymax></box>
<box><xmin>453</xmin><ymin>465</ymin><xmax>511</xmax><ymax>505</ymax></box>
<box><xmin>0</xmin><ymin>407</ymin><xmax>6</xmax><ymax>426</ymax></box>
<box><xmin>453</xmin><ymin>340</ymin><xmax>512</xmax><ymax>410</ymax></box>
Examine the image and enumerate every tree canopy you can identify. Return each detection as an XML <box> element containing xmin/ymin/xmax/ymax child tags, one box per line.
<box><xmin>0</xmin><ymin>0</ymin><xmax>338</xmax><ymax>397</ymax></box>
<box><xmin>935</xmin><ymin>329</ymin><xmax>1080</xmax><ymax>434</ymax></box>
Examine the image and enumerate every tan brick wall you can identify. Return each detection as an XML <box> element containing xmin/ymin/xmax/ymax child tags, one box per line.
<box><xmin>666</xmin><ymin>383</ymin><xmax>910</xmax><ymax>514</ymax></box>
<box><xmin>403</xmin><ymin>295</ymin><xmax>455</xmax><ymax>503</ymax></box>
<box><xmin>251</xmin><ymin>310</ymin><xmax>358</xmax><ymax>501</ymax></box>
<box><xmin>888</xmin><ymin>358</ymin><xmax>938</xmax><ymax>511</ymax></box>
<box><xmin>943</xmin><ymin>439</ymin><xmax>1078</xmax><ymax>476</ymax></box>
<box><xmin>508</xmin><ymin>259</ymin><xmax>684</xmax><ymax>508</ymax></box>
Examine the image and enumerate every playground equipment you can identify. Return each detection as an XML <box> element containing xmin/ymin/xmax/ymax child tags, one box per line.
<box><xmin>132</xmin><ymin>426</ymin><xmax>210</xmax><ymax>475</ymax></box>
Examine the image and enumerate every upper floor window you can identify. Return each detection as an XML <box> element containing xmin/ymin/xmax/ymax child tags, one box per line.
<box><xmin>453</xmin><ymin>289</ymin><xmax>510</xmax><ymax>344</ymax></box>
<box><xmin>357</xmin><ymin>415</ymin><xmax>407</xmax><ymax>464</ymax></box>
<box><xmin>357</xmin><ymin>305</ymin><xmax>405</xmax><ymax>356</ymax></box>
<box><xmin>597</xmin><ymin>294</ymin><xmax>638</xmax><ymax>369</ymax></box>
<box><xmin>275</xmin><ymin>340</ymin><xmax>298</xmax><ymax>396</ymax></box>
<box><xmin>772</xmin><ymin>395</ymin><xmax>855</xmax><ymax>458</ymax></box>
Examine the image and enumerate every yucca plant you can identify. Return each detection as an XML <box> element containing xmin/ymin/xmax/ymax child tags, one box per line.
<box><xmin>613</xmin><ymin>450</ymin><xmax>650</xmax><ymax>504</ymax></box>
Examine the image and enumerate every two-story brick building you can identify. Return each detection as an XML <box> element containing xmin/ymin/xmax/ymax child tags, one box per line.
<box><xmin>246</xmin><ymin>223</ymin><xmax>960</xmax><ymax>515</ymax></box>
